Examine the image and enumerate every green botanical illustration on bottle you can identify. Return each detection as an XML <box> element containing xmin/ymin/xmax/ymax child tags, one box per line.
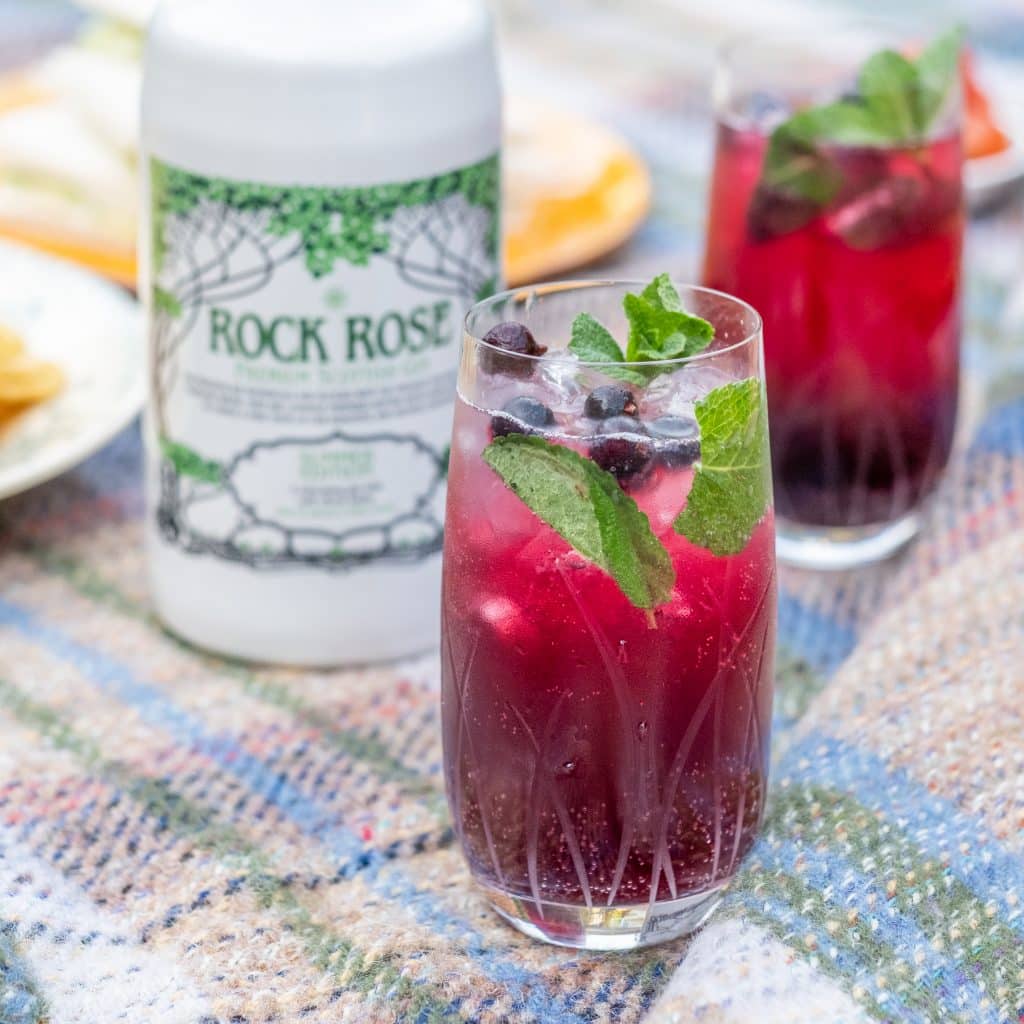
<box><xmin>149</xmin><ymin>154</ymin><xmax>500</xmax><ymax>571</ymax></box>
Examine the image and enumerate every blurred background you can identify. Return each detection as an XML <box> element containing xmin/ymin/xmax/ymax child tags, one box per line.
<box><xmin>1</xmin><ymin>0</ymin><xmax>1022</xmax><ymax>272</ymax></box>
<box><xmin>0</xmin><ymin>0</ymin><xmax>1021</xmax><ymax>378</ymax></box>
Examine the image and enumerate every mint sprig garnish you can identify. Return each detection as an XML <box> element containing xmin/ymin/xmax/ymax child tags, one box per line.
<box><xmin>753</xmin><ymin>27</ymin><xmax>963</xmax><ymax>235</ymax></box>
<box><xmin>639</xmin><ymin>274</ymin><xmax>684</xmax><ymax>313</ymax></box>
<box><xmin>569</xmin><ymin>313</ymin><xmax>648</xmax><ymax>385</ymax></box>
<box><xmin>623</xmin><ymin>293</ymin><xmax>714</xmax><ymax>362</ymax></box>
<box><xmin>570</xmin><ymin>313</ymin><xmax>626</xmax><ymax>363</ymax></box>
<box><xmin>482</xmin><ymin>434</ymin><xmax>676</xmax><ymax>610</ymax></box>
<box><xmin>568</xmin><ymin>274</ymin><xmax>714</xmax><ymax>380</ymax></box>
<box><xmin>673</xmin><ymin>379</ymin><xmax>770</xmax><ymax>557</ymax></box>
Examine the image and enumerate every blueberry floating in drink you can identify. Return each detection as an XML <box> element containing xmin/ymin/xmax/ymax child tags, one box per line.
<box><xmin>589</xmin><ymin>417</ymin><xmax>653</xmax><ymax>481</ymax></box>
<box><xmin>584</xmin><ymin>384</ymin><xmax>639</xmax><ymax>420</ymax></box>
<box><xmin>649</xmin><ymin>413</ymin><xmax>701</xmax><ymax>468</ymax></box>
<box><xmin>490</xmin><ymin>396</ymin><xmax>556</xmax><ymax>438</ymax></box>
<box><xmin>479</xmin><ymin>321</ymin><xmax>548</xmax><ymax>377</ymax></box>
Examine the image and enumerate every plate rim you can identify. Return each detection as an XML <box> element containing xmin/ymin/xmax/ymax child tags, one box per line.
<box><xmin>0</xmin><ymin>240</ymin><xmax>144</xmax><ymax>501</ymax></box>
<box><xmin>965</xmin><ymin>51</ymin><xmax>1024</xmax><ymax>203</ymax></box>
<box><xmin>966</xmin><ymin>139</ymin><xmax>1024</xmax><ymax>192</ymax></box>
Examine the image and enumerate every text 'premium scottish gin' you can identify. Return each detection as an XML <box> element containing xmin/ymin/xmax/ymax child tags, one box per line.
<box><xmin>140</xmin><ymin>0</ymin><xmax>501</xmax><ymax>663</ymax></box>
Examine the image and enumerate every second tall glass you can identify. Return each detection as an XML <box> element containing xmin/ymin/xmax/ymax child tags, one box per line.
<box><xmin>703</xmin><ymin>24</ymin><xmax>964</xmax><ymax>568</ymax></box>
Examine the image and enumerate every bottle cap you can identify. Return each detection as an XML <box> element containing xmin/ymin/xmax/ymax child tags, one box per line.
<box><xmin>143</xmin><ymin>0</ymin><xmax>500</xmax><ymax>183</ymax></box>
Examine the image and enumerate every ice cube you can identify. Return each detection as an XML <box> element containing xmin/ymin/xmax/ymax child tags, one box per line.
<box><xmin>827</xmin><ymin>157</ymin><xmax>961</xmax><ymax>252</ymax></box>
<box><xmin>640</xmin><ymin>371</ymin><xmax>687</xmax><ymax>419</ymax></box>
<box><xmin>643</xmin><ymin>465</ymin><xmax>692</xmax><ymax>533</ymax></box>
<box><xmin>671</xmin><ymin>364</ymin><xmax>734</xmax><ymax>406</ymax></box>
<box><xmin>533</xmin><ymin>352</ymin><xmax>589</xmax><ymax>419</ymax></box>
<box><xmin>639</xmin><ymin>365</ymin><xmax>729</xmax><ymax>420</ymax></box>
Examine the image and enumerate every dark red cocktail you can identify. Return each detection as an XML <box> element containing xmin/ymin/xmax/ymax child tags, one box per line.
<box><xmin>442</xmin><ymin>280</ymin><xmax>776</xmax><ymax>948</ymax></box>
<box><xmin>704</xmin><ymin>29</ymin><xmax>964</xmax><ymax>565</ymax></box>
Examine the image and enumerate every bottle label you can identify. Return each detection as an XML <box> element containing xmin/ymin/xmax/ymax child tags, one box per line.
<box><xmin>148</xmin><ymin>154</ymin><xmax>500</xmax><ymax>570</ymax></box>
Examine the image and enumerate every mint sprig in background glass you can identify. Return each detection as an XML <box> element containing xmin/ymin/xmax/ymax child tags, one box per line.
<box><xmin>704</xmin><ymin>22</ymin><xmax>964</xmax><ymax>569</ymax></box>
<box><xmin>752</xmin><ymin>27</ymin><xmax>963</xmax><ymax>233</ymax></box>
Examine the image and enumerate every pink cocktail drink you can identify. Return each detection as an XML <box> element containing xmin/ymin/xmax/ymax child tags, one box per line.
<box><xmin>442</xmin><ymin>280</ymin><xmax>776</xmax><ymax>949</ymax></box>
<box><xmin>705</xmin><ymin>127</ymin><xmax>962</xmax><ymax>530</ymax></box>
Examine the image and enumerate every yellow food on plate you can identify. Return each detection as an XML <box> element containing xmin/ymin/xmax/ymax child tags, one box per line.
<box><xmin>0</xmin><ymin>324</ymin><xmax>64</xmax><ymax>428</ymax></box>
<box><xmin>0</xmin><ymin>323</ymin><xmax>24</xmax><ymax>361</ymax></box>
<box><xmin>0</xmin><ymin>53</ymin><xmax>653</xmax><ymax>292</ymax></box>
<box><xmin>505</xmin><ymin>98</ymin><xmax>652</xmax><ymax>286</ymax></box>
<box><xmin>0</xmin><ymin>45</ymin><xmax>139</xmax><ymax>289</ymax></box>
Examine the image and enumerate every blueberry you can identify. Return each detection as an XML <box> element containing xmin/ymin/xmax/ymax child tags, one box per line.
<box><xmin>584</xmin><ymin>385</ymin><xmax>638</xmax><ymax>420</ymax></box>
<box><xmin>589</xmin><ymin>417</ymin><xmax>653</xmax><ymax>481</ymax></box>
<box><xmin>599</xmin><ymin>415</ymin><xmax>646</xmax><ymax>435</ymax></box>
<box><xmin>480</xmin><ymin>321</ymin><xmax>548</xmax><ymax>377</ymax></box>
<box><xmin>747</xmin><ymin>185</ymin><xmax>819</xmax><ymax>242</ymax></box>
<box><xmin>491</xmin><ymin>396</ymin><xmax>556</xmax><ymax>438</ymax></box>
<box><xmin>649</xmin><ymin>414</ymin><xmax>701</xmax><ymax>468</ymax></box>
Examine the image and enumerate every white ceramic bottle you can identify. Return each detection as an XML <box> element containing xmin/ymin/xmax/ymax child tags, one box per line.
<box><xmin>140</xmin><ymin>0</ymin><xmax>502</xmax><ymax>664</ymax></box>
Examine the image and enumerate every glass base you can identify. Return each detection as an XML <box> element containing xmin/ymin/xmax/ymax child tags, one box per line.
<box><xmin>776</xmin><ymin>510</ymin><xmax>920</xmax><ymax>570</ymax></box>
<box><xmin>483</xmin><ymin>883</ymin><xmax>725</xmax><ymax>950</ymax></box>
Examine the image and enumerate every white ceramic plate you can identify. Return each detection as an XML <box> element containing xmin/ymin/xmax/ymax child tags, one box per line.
<box><xmin>0</xmin><ymin>241</ymin><xmax>143</xmax><ymax>500</ymax></box>
<box><xmin>967</xmin><ymin>141</ymin><xmax>1024</xmax><ymax>211</ymax></box>
<box><xmin>967</xmin><ymin>55</ymin><xmax>1024</xmax><ymax>211</ymax></box>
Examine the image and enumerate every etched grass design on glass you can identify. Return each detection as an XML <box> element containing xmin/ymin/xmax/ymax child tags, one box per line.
<box><xmin>441</xmin><ymin>281</ymin><xmax>777</xmax><ymax>950</ymax></box>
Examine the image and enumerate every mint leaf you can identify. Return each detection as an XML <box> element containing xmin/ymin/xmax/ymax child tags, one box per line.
<box><xmin>857</xmin><ymin>49</ymin><xmax>920</xmax><ymax>140</ymax></box>
<box><xmin>568</xmin><ymin>275</ymin><xmax>715</xmax><ymax>382</ymax></box>
<box><xmin>569</xmin><ymin>313</ymin><xmax>648</xmax><ymax>385</ymax></box>
<box><xmin>752</xmin><ymin>27</ymin><xmax>962</xmax><ymax>238</ymax></box>
<box><xmin>754</xmin><ymin>99</ymin><xmax>890</xmax><ymax>232</ymax></box>
<box><xmin>673</xmin><ymin>379</ymin><xmax>770</xmax><ymax>557</ymax></box>
<box><xmin>623</xmin><ymin>293</ymin><xmax>714</xmax><ymax>363</ymax></box>
<box><xmin>483</xmin><ymin>434</ymin><xmax>675</xmax><ymax>609</ymax></box>
<box><xmin>915</xmin><ymin>26</ymin><xmax>963</xmax><ymax>128</ymax></box>
<box><xmin>570</xmin><ymin>312</ymin><xmax>625</xmax><ymax>362</ymax></box>
<box><xmin>800</xmin><ymin>101</ymin><xmax>896</xmax><ymax>147</ymax></box>
<box><xmin>760</xmin><ymin>122</ymin><xmax>842</xmax><ymax>214</ymax></box>
<box><xmin>754</xmin><ymin>105</ymin><xmax>859</xmax><ymax>234</ymax></box>
<box><xmin>759</xmin><ymin>99</ymin><xmax>895</xmax><ymax>215</ymax></box>
<box><xmin>640</xmin><ymin>272</ymin><xmax>685</xmax><ymax>313</ymax></box>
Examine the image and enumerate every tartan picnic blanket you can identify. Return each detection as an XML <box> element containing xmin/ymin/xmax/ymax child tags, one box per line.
<box><xmin>3</xmin><ymin>1</ymin><xmax>1024</xmax><ymax>1022</ymax></box>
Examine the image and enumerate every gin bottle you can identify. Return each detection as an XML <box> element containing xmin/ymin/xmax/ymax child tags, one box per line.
<box><xmin>140</xmin><ymin>0</ymin><xmax>502</xmax><ymax>663</ymax></box>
